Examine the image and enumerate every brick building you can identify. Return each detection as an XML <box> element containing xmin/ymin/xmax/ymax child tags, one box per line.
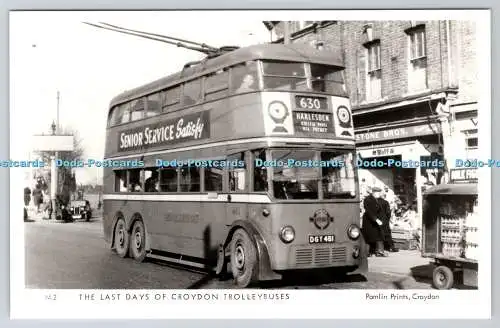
<box><xmin>263</xmin><ymin>20</ymin><xmax>478</xmax><ymax>218</ymax></box>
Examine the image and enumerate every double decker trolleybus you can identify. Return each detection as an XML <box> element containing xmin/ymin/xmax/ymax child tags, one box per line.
<box><xmin>99</xmin><ymin>25</ymin><xmax>366</xmax><ymax>287</ymax></box>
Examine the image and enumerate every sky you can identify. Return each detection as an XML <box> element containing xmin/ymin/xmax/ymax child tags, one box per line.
<box><xmin>9</xmin><ymin>11</ymin><xmax>272</xmax><ymax>184</ymax></box>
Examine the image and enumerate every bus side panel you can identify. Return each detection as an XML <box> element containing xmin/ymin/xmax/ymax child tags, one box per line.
<box><xmin>143</xmin><ymin>201</ymin><xmax>226</xmax><ymax>262</ymax></box>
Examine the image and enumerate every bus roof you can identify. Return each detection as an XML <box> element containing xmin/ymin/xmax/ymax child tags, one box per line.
<box><xmin>109</xmin><ymin>43</ymin><xmax>344</xmax><ymax>108</ymax></box>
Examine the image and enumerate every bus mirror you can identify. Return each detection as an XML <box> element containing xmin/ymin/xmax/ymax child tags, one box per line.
<box><xmin>207</xmin><ymin>192</ymin><xmax>218</xmax><ymax>199</ymax></box>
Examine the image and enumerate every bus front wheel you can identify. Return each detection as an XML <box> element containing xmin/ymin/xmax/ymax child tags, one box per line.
<box><xmin>129</xmin><ymin>220</ymin><xmax>147</xmax><ymax>262</ymax></box>
<box><xmin>230</xmin><ymin>229</ymin><xmax>258</xmax><ymax>288</ymax></box>
<box><xmin>113</xmin><ymin>218</ymin><xmax>129</xmax><ymax>258</ymax></box>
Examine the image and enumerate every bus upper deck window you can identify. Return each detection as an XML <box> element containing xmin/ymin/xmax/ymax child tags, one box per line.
<box><xmin>183</xmin><ymin>80</ymin><xmax>202</xmax><ymax>106</ymax></box>
<box><xmin>146</xmin><ymin>93</ymin><xmax>161</xmax><ymax>118</ymax></box>
<box><xmin>109</xmin><ymin>106</ymin><xmax>120</xmax><ymax>126</ymax></box>
<box><xmin>130</xmin><ymin>98</ymin><xmax>145</xmax><ymax>121</ymax></box>
<box><xmin>262</xmin><ymin>61</ymin><xmax>307</xmax><ymax>91</ymax></box>
<box><xmin>310</xmin><ymin>64</ymin><xmax>347</xmax><ymax>95</ymax></box>
<box><xmin>119</xmin><ymin>103</ymin><xmax>131</xmax><ymax>124</ymax></box>
<box><xmin>231</xmin><ymin>61</ymin><xmax>259</xmax><ymax>94</ymax></box>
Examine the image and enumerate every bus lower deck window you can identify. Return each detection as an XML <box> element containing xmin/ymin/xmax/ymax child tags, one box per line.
<box><xmin>180</xmin><ymin>167</ymin><xmax>200</xmax><ymax>192</ymax></box>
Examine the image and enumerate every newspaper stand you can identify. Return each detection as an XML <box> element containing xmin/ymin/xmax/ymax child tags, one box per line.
<box><xmin>422</xmin><ymin>168</ymin><xmax>478</xmax><ymax>290</ymax></box>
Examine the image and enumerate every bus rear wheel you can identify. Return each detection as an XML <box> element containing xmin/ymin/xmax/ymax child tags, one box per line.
<box><xmin>130</xmin><ymin>220</ymin><xmax>147</xmax><ymax>262</ymax></box>
<box><xmin>114</xmin><ymin>218</ymin><xmax>129</xmax><ymax>258</ymax></box>
<box><xmin>230</xmin><ymin>229</ymin><xmax>258</xmax><ymax>288</ymax></box>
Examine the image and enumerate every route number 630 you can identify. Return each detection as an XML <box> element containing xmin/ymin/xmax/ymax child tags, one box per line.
<box><xmin>299</xmin><ymin>97</ymin><xmax>321</xmax><ymax>109</ymax></box>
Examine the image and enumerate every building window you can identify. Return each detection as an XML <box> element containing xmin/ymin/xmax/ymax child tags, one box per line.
<box><xmin>365</xmin><ymin>41</ymin><xmax>382</xmax><ymax>101</ymax></box>
<box><xmin>463</xmin><ymin>129</ymin><xmax>478</xmax><ymax>159</ymax></box>
<box><xmin>407</xmin><ymin>27</ymin><xmax>427</xmax><ymax>92</ymax></box>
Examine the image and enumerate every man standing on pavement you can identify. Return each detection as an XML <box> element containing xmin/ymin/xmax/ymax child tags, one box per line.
<box><xmin>361</xmin><ymin>187</ymin><xmax>387</xmax><ymax>257</ymax></box>
<box><xmin>379</xmin><ymin>188</ymin><xmax>399</xmax><ymax>253</ymax></box>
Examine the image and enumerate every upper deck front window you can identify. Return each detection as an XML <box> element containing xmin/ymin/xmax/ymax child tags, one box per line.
<box><xmin>262</xmin><ymin>61</ymin><xmax>308</xmax><ymax>91</ymax></box>
<box><xmin>310</xmin><ymin>64</ymin><xmax>347</xmax><ymax>96</ymax></box>
<box><xmin>231</xmin><ymin>61</ymin><xmax>259</xmax><ymax>94</ymax></box>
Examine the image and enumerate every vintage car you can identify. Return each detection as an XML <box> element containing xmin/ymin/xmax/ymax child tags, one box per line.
<box><xmin>69</xmin><ymin>200</ymin><xmax>92</xmax><ymax>221</ymax></box>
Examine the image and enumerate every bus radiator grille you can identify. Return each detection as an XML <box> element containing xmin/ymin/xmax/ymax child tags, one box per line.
<box><xmin>294</xmin><ymin>247</ymin><xmax>347</xmax><ymax>266</ymax></box>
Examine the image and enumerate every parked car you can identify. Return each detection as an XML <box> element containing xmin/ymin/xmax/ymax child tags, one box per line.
<box><xmin>69</xmin><ymin>200</ymin><xmax>92</xmax><ymax>221</ymax></box>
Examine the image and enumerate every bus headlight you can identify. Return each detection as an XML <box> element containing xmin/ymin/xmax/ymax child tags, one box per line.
<box><xmin>347</xmin><ymin>224</ymin><xmax>361</xmax><ymax>240</ymax></box>
<box><xmin>279</xmin><ymin>226</ymin><xmax>295</xmax><ymax>243</ymax></box>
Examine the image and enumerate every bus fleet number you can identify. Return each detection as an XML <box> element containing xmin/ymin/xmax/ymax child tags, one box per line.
<box><xmin>299</xmin><ymin>97</ymin><xmax>322</xmax><ymax>110</ymax></box>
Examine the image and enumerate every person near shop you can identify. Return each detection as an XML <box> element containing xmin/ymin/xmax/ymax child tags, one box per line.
<box><xmin>378</xmin><ymin>190</ymin><xmax>399</xmax><ymax>252</ymax></box>
<box><xmin>32</xmin><ymin>185</ymin><xmax>43</xmax><ymax>212</ymax></box>
<box><xmin>361</xmin><ymin>187</ymin><xmax>386</xmax><ymax>257</ymax></box>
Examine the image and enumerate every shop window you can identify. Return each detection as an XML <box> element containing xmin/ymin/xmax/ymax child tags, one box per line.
<box><xmin>365</xmin><ymin>41</ymin><xmax>382</xmax><ymax>101</ymax></box>
<box><xmin>160</xmin><ymin>168</ymin><xmax>178</xmax><ymax>192</ymax></box>
<box><xmin>180</xmin><ymin>166</ymin><xmax>201</xmax><ymax>192</ymax></box>
<box><xmin>407</xmin><ymin>27</ymin><xmax>428</xmax><ymax>92</ymax></box>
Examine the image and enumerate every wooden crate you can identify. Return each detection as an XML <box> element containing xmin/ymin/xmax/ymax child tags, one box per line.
<box><xmin>392</xmin><ymin>229</ymin><xmax>413</xmax><ymax>240</ymax></box>
<box><xmin>393</xmin><ymin>238</ymin><xmax>418</xmax><ymax>250</ymax></box>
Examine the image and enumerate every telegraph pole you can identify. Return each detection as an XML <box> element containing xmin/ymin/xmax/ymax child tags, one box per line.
<box><xmin>51</xmin><ymin>90</ymin><xmax>60</xmax><ymax>219</ymax></box>
<box><xmin>283</xmin><ymin>21</ymin><xmax>291</xmax><ymax>44</ymax></box>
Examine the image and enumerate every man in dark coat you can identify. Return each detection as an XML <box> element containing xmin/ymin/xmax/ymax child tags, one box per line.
<box><xmin>361</xmin><ymin>187</ymin><xmax>386</xmax><ymax>257</ymax></box>
<box><xmin>378</xmin><ymin>189</ymin><xmax>399</xmax><ymax>252</ymax></box>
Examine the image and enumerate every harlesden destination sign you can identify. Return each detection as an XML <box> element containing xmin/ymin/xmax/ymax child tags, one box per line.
<box><xmin>118</xmin><ymin>111</ymin><xmax>210</xmax><ymax>152</ymax></box>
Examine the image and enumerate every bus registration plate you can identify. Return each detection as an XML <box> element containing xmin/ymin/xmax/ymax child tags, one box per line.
<box><xmin>309</xmin><ymin>235</ymin><xmax>335</xmax><ymax>244</ymax></box>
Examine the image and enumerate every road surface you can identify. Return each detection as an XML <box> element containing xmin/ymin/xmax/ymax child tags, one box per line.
<box><xmin>24</xmin><ymin>218</ymin><xmax>436</xmax><ymax>290</ymax></box>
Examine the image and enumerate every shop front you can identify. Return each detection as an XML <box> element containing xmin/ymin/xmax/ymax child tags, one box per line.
<box><xmin>355</xmin><ymin>121</ymin><xmax>444</xmax><ymax>224</ymax></box>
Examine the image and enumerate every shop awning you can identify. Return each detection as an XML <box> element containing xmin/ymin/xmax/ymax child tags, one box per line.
<box><xmin>424</xmin><ymin>183</ymin><xmax>477</xmax><ymax>196</ymax></box>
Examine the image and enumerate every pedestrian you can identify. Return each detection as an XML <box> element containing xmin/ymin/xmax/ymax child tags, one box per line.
<box><xmin>361</xmin><ymin>186</ymin><xmax>387</xmax><ymax>257</ymax></box>
<box><xmin>378</xmin><ymin>189</ymin><xmax>399</xmax><ymax>252</ymax></box>
<box><xmin>32</xmin><ymin>185</ymin><xmax>43</xmax><ymax>212</ymax></box>
<box><xmin>24</xmin><ymin>186</ymin><xmax>31</xmax><ymax>206</ymax></box>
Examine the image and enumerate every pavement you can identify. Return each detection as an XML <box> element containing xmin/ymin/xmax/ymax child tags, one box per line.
<box><xmin>24</xmin><ymin>216</ymin><xmax>438</xmax><ymax>290</ymax></box>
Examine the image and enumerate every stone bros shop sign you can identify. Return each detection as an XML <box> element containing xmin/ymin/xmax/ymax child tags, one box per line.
<box><xmin>355</xmin><ymin>123</ymin><xmax>441</xmax><ymax>143</ymax></box>
<box><xmin>118</xmin><ymin>111</ymin><xmax>210</xmax><ymax>151</ymax></box>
